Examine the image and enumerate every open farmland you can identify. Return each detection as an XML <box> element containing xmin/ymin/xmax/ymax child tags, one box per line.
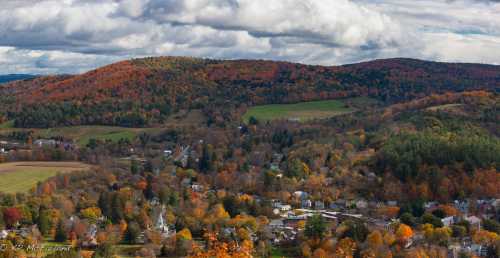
<box><xmin>242</xmin><ymin>99</ymin><xmax>354</xmax><ymax>123</ymax></box>
<box><xmin>0</xmin><ymin>110</ymin><xmax>205</xmax><ymax>147</ymax></box>
<box><xmin>0</xmin><ymin>162</ymin><xmax>91</xmax><ymax>193</ymax></box>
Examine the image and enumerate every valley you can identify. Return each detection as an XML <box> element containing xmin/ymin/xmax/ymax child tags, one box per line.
<box><xmin>1</xmin><ymin>1</ymin><xmax>499</xmax><ymax>257</ymax></box>
<box><xmin>0</xmin><ymin>57</ymin><xmax>497</xmax><ymax>258</ymax></box>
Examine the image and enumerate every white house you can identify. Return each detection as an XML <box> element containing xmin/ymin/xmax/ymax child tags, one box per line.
<box><xmin>191</xmin><ymin>184</ymin><xmax>203</xmax><ymax>192</ymax></box>
<box><xmin>424</xmin><ymin>201</ymin><xmax>438</xmax><ymax>210</ymax></box>
<box><xmin>34</xmin><ymin>139</ymin><xmax>57</xmax><ymax>147</ymax></box>
<box><xmin>301</xmin><ymin>199</ymin><xmax>312</xmax><ymax>209</ymax></box>
<box><xmin>163</xmin><ymin>150</ymin><xmax>173</xmax><ymax>157</ymax></box>
<box><xmin>356</xmin><ymin>199</ymin><xmax>368</xmax><ymax>209</ymax></box>
<box><xmin>454</xmin><ymin>200</ymin><xmax>469</xmax><ymax>214</ymax></box>
<box><xmin>465</xmin><ymin>216</ymin><xmax>481</xmax><ymax>230</ymax></box>
<box><xmin>0</xmin><ymin>230</ymin><xmax>8</xmax><ymax>239</ymax></box>
<box><xmin>492</xmin><ymin>199</ymin><xmax>500</xmax><ymax>209</ymax></box>
<box><xmin>386</xmin><ymin>200</ymin><xmax>398</xmax><ymax>206</ymax></box>
<box><xmin>293</xmin><ymin>191</ymin><xmax>308</xmax><ymax>200</ymax></box>
<box><xmin>269</xmin><ymin>219</ymin><xmax>285</xmax><ymax>229</ymax></box>
<box><xmin>314</xmin><ymin>200</ymin><xmax>325</xmax><ymax>210</ymax></box>
<box><xmin>278</xmin><ymin>204</ymin><xmax>292</xmax><ymax>212</ymax></box>
<box><xmin>156</xmin><ymin>212</ymin><xmax>169</xmax><ymax>233</ymax></box>
<box><xmin>441</xmin><ymin>216</ymin><xmax>455</xmax><ymax>227</ymax></box>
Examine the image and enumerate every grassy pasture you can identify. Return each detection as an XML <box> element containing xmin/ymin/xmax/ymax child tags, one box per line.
<box><xmin>0</xmin><ymin>162</ymin><xmax>91</xmax><ymax>193</ymax></box>
<box><xmin>0</xmin><ymin>109</ymin><xmax>205</xmax><ymax>147</ymax></box>
<box><xmin>38</xmin><ymin>126</ymin><xmax>161</xmax><ymax>146</ymax></box>
<box><xmin>242</xmin><ymin>99</ymin><xmax>354</xmax><ymax>123</ymax></box>
<box><xmin>0</xmin><ymin>126</ymin><xmax>162</xmax><ymax>147</ymax></box>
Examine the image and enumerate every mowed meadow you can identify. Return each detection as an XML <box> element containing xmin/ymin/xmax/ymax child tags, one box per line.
<box><xmin>0</xmin><ymin>162</ymin><xmax>91</xmax><ymax>193</ymax></box>
<box><xmin>0</xmin><ymin>109</ymin><xmax>206</xmax><ymax>147</ymax></box>
<box><xmin>242</xmin><ymin>99</ymin><xmax>354</xmax><ymax>123</ymax></box>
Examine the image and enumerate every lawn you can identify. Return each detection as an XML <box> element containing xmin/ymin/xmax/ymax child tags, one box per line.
<box><xmin>0</xmin><ymin>162</ymin><xmax>91</xmax><ymax>193</ymax></box>
<box><xmin>242</xmin><ymin>99</ymin><xmax>354</xmax><ymax>123</ymax></box>
<box><xmin>39</xmin><ymin>126</ymin><xmax>152</xmax><ymax>146</ymax></box>
<box><xmin>0</xmin><ymin>126</ymin><xmax>163</xmax><ymax>147</ymax></box>
<box><xmin>76</xmin><ymin>129</ymin><xmax>137</xmax><ymax>146</ymax></box>
<box><xmin>0</xmin><ymin>110</ymin><xmax>205</xmax><ymax>146</ymax></box>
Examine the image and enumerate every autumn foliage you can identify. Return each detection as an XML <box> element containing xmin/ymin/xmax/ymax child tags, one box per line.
<box><xmin>1</xmin><ymin>57</ymin><xmax>499</xmax><ymax>127</ymax></box>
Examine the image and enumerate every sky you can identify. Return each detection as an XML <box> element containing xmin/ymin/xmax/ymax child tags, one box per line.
<box><xmin>1</xmin><ymin>0</ymin><xmax>499</xmax><ymax>74</ymax></box>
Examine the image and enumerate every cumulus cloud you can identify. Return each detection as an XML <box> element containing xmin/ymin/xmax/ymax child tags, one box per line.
<box><xmin>141</xmin><ymin>0</ymin><xmax>402</xmax><ymax>47</ymax></box>
<box><xmin>0</xmin><ymin>0</ymin><xmax>498</xmax><ymax>74</ymax></box>
<box><xmin>0</xmin><ymin>47</ymin><xmax>125</xmax><ymax>74</ymax></box>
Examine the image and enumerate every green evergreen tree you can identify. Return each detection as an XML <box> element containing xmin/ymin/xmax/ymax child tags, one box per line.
<box><xmin>305</xmin><ymin>214</ymin><xmax>327</xmax><ymax>239</ymax></box>
<box><xmin>110</xmin><ymin>194</ymin><xmax>124</xmax><ymax>223</ymax></box>
<box><xmin>37</xmin><ymin>209</ymin><xmax>51</xmax><ymax>237</ymax></box>
<box><xmin>199</xmin><ymin>144</ymin><xmax>214</xmax><ymax>173</ymax></box>
<box><xmin>123</xmin><ymin>222</ymin><xmax>140</xmax><ymax>244</ymax></box>
<box><xmin>98</xmin><ymin>192</ymin><xmax>111</xmax><ymax>218</ymax></box>
<box><xmin>54</xmin><ymin>220</ymin><xmax>67</xmax><ymax>242</ymax></box>
<box><xmin>130</xmin><ymin>160</ymin><xmax>139</xmax><ymax>175</ymax></box>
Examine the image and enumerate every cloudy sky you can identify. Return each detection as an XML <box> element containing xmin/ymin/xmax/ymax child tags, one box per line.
<box><xmin>1</xmin><ymin>0</ymin><xmax>499</xmax><ymax>74</ymax></box>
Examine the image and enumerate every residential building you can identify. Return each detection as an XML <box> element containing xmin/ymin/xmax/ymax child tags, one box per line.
<box><xmin>314</xmin><ymin>200</ymin><xmax>325</xmax><ymax>210</ymax></box>
<box><xmin>441</xmin><ymin>216</ymin><xmax>455</xmax><ymax>227</ymax></box>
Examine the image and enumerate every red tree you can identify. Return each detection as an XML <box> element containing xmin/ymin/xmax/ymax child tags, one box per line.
<box><xmin>3</xmin><ymin>207</ymin><xmax>22</xmax><ymax>228</ymax></box>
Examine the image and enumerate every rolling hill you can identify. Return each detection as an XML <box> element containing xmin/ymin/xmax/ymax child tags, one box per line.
<box><xmin>0</xmin><ymin>57</ymin><xmax>499</xmax><ymax>128</ymax></box>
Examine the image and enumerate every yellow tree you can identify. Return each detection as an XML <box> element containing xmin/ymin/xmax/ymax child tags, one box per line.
<box><xmin>366</xmin><ymin>230</ymin><xmax>383</xmax><ymax>249</ymax></box>
<box><xmin>313</xmin><ymin>248</ymin><xmax>329</xmax><ymax>258</ymax></box>
<box><xmin>189</xmin><ymin>239</ymin><xmax>253</xmax><ymax>258</ymax></box>
<box><xmin>473</xmin><ymin>230</ymin><xmax>499</xmax><ymax>246</ymax></box>
<box><xmin>335</xmin><ymin>237</ymin><xmax>356</xmax><ymax>258</ymax></box>
<box><xmin>383</xmin><ymin>231</ymin><xmax>396</xmax><ymax>246</ymax></box>
<box><xmin>204</xmin><ymin>204</ymin><xmax>230</xmax><ymax>227</ymax></box>
<box><xmin>177</xmin><ymin>228</ymin><xmax>193</xmax><ymax>241</ymax></box>
<box><xmin>80</xmin><ymin>207</ymin><xmax>102</xmax><ymax>222</ymax></box>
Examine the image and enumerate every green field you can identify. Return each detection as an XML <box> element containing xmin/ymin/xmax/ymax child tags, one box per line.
<box><xmin>243</xmin><ymin>99</ymin><xmax>354</xmax><ymax>123</ymax></box>
<box><xmin>39</xmin><ymin>126</ymin><xmax>156</xmax><ymax>146</ymax></box>
<box><xmin>0</xmin><ymin>109</ymin><xmax>206</xmax><ymax>147</ymax></box>
<box><xmin>0</xmin><ymin>125</ymin><xmax>163</xmax><ymax>147</ymax></box>
<box><xmin>0</xmin><ymin>162</ymin><xmax>91</xmax><ymax>193</ymax></box>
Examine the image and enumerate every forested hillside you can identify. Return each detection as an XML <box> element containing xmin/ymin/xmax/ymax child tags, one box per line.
<box><xmin>0</xmin><ymin>61</ymin><xmax>498</xmax><ymax>258</ymax></box>
<box><xmin>0</xmin><ymin>57</ymin><xmax>499</xmax><ymax>127</ymax></box>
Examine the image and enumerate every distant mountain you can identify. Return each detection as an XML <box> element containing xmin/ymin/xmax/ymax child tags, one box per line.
<box><xmin>0</xmin><ymin>57</ymin><xmax>499</xmax><ymax>128</ymax></box>
<box><xmin>0</xmin><ymin>74</ymin><xmax>37</xmax><ymax>84</ymax></box>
